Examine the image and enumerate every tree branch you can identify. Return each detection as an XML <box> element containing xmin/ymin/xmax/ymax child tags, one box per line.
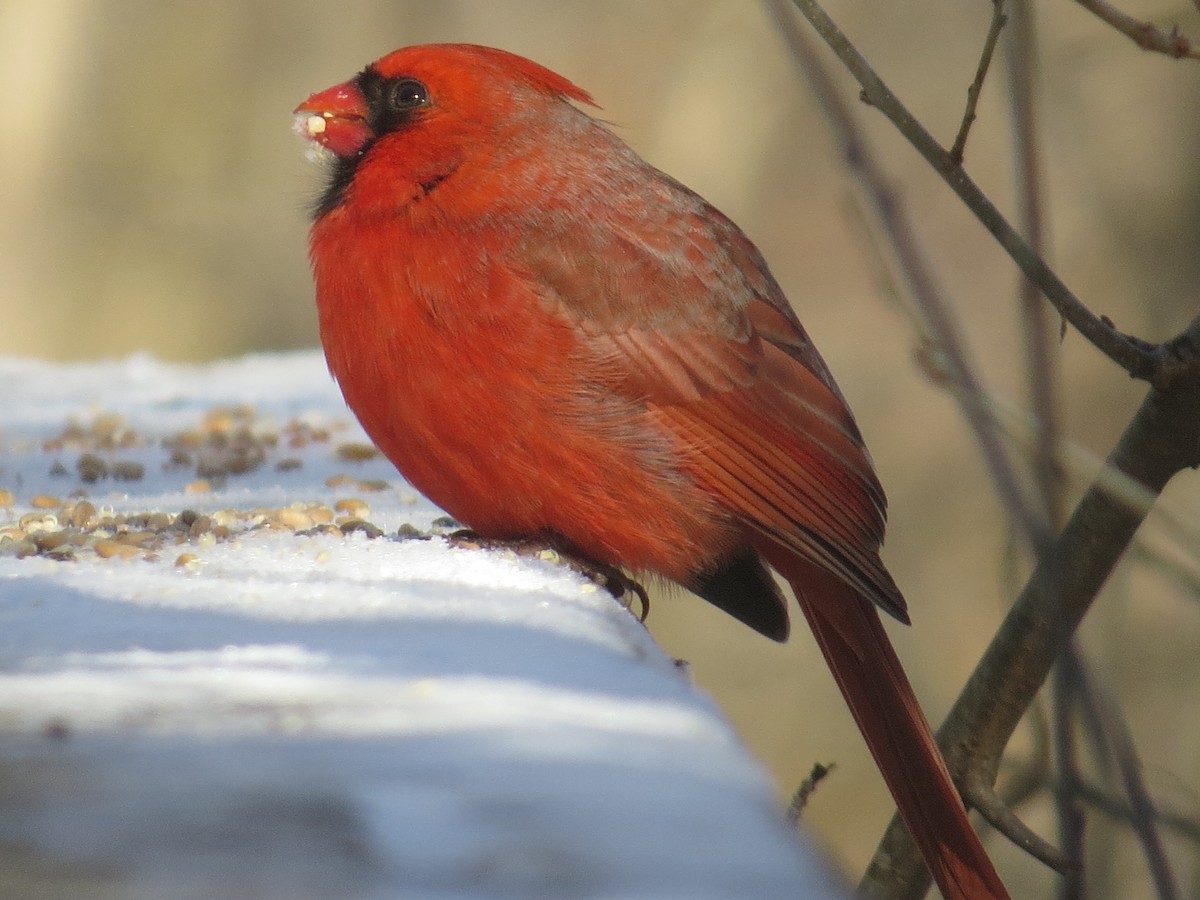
<box><xmin>868</xmin><ymin>315</ymin><xmax>1200</xmax><ymax>898</ymax></box>
<box><xmin>1005</xmin><ymin>0</ymin><xmax>1064</xmax><ymax>529</ymax></box>
<box><xmin>950</xmin><ymin>0</ymin><xmax>1008</xmax><ymax>165</ymax></box>
<box><xmin>1076</xmin><ymin>780</ymin><xmax>1200</xmax><ymax>845</ymax></box>
<box><xmin>1075</xmin><ymin>0</ymin><xmax>1200</xmax><ymax>60</ymax></box>
<box><xmin>782</xmin><ymin>0</ymin><xmax>1199</xmax><ymax>390</ymax></box>
<box><xmin>764</xmin><ymin>4</ymin><xmax>1200</xmax><ymax>894</ymax></box>
<box><xmin>1052</xmin><ymin>653</ymin><xmax>1088</xmax><ymax>900</ymax></box>
<box><xmin>965</xmin><ymin>779</ymin><xmax>1069</xmax><ymax>871</ymax></box>
<box><xmin>1068</xmin><ymin>653</ymin><xmax>1179</xmax><ymax>899</ymax></box>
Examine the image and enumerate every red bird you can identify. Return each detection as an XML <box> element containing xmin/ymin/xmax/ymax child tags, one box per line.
<box><xmin>297</xmin><ymin>44</ymin><xmax>1008</xmax><ymax>899</ymax></box>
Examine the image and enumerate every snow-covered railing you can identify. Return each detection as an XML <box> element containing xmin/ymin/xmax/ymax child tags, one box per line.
<box><xmin>0</xmin><ymin>353</ymin><xmax>842</xmax><ymax>899</ymax></box>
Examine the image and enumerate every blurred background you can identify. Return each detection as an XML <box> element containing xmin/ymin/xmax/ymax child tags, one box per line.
<box><xmin>3</xmin><ymin>0</ymin><xmax>1198</xmax><ymax>895</ymax></box>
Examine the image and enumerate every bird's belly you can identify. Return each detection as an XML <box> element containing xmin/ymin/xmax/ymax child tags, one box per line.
<box><xmin>323</xmin><ymin>307</ymin><xmax>737</xmax><ymax>580</ymax></box>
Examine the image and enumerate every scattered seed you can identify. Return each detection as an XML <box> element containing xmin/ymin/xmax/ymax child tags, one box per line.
<box><xmin>334</xmin><ymin>498</ymin><xmax>368</xmax><ymax>518</ymax></box>
<box><xmin>209</xmin><ymin>510</ymin><xmax>238</xmax><ymax>529</ymax></box>
<box><xmin>32</xmin><ymin>531</ymin><xmax>70</xmax><ymax>552</ymax></box>
<box><xmin>308</xmin><ymin>505</ymin><xmax>334</xmax><ymax>525</ymax></box>
<box><xmin>12</xmin><ymin>539</ymin><xmax>37</xmax><ymax>558</ymax></box>
<box><xmin>273</xmin><ymin>507</ymin><xmax>313</xmax><ymax>530</ymax></box>
<box><xmin>19</xmin><ymin>513</ymin><xmax>58</xmax><ymax>533</ymax></box>
<box><xmin>68</xmin><ymin>500</ymin><xmax>97</xmax><ymax>529</ymax></box>
<box><xmin>90</xmin><ymin>412</ymin><xmax>127</xmax><ymax>444</ymax></box>
<box><xmin>188</xmin><ymin>515</ymin><xmax>213</xmax><ymax>538</ymax></box>
<box><xmin>93</xmin><ymin>540</ymin><xmax>140</xmax><ymax>560</ymax></box>
<box><xmin>111</xmin><ymin>461</ymin><xmax>145</xmax><ymax>481</ymax></box>
<box><xmin>145</xmin><ymin>512</ymin><xmax>171</xmax><ymax>530</ymax></box>
<box><xmin>339</xmin><ymin>519</ymin><xmax>383</xmax><ymax>538</ymax></box>
<box><xmin>117</xmin><ymin>530</ymin><xmax>157</xmax><ymax>548</ymax></box>
<box><xmin>335</xmin><ymin>442</ymin><xmax>380</xmax><ymax>462</ymax></box>
<box><xmin>77</xmin><ymin>454</ymin><xmax>108</xmax><ymax>483</ymax></box>
<box><xmin>166</xmin><ymin>448</ymin><xmax>193</xmax><ymax>468</ymax></box>
<box><xmin>3</xmin><ymin>404</ymin><xmax>406</xmax><ymax>568</ymax></box>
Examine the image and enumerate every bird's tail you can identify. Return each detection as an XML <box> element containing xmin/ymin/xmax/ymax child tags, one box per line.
<box><xmin>762</xmin><ymin>547</ymin><xmax>1009</xmax><ymax>900</ymax></box>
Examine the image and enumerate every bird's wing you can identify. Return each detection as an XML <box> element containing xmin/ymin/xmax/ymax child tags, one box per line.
<box><xmin>517</xmin><ymin>183</ymin><xmax>905</xmax><ymax>620</ymax></box>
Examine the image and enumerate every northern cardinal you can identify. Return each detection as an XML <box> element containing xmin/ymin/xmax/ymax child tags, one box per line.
<box><xmin>297</xmin><ymin>44</ymin><xmax>1008</xmax><ymax>899</ymax></box>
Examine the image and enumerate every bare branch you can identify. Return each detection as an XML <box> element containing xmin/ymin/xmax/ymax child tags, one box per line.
<box><xmin>786</xmin><ymin>762</ymin><xmax>836</xmax><ymax>826</ymax></box>
<box><xmin>780</xmin><ymin>0</ymin><xmax>1198</xmax><ymax>388</ymax></box>
<box><xmin>1069</xmin><ymin>655</ymin><xmax>1179</xmax><ymax>900</ymax></box>
<box><xmin>871</xmin><ymin>316</ymin><xmax>1200</xmax><ymax>898</ymax></box>
<box><xmin>1130</xmin><ymin>544</ymin><xmax>1200</xmax><ymax>599</ymax></box>
<box><xmin>965</xmin><ymin>779</ymin><xmax>1071</xmax><ymax>872</ymax></box>
<box><xmin>950</xmin><ymin>1</ymin><xmax>1009</xmax><ymax>165</ymax></box>
<box><xmin>1053</xmin><ymin>655</ymin><xmax>1088</xmax><ymax>899</ymax></box>
<box><xmin>763</xmin><ymin>4</ymin><xmax>1200</xmax><ymax>895</ymax></box>
<box><xmin>1075</xmin><ymin>0</ymin><xmax>1200</xmax><ymax>60</ymax></box>
<box><xmin>1006</xmin><ymin>0</ymin><xmax>1065</xmax><ymax>530</ymax></box>
<box><xmin>1005</xmin><ymin>11</ymin><xmax>1087</xmax><ymax>886</ymax></box>
<box><xmin>1076</xmin><ymin>780</ymin><xmax>1200</xmax><ymax>844</ymax></box>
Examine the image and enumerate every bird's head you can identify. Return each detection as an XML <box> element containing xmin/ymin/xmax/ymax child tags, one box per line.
<box><xmin>294</xmin><ymin>44</ymin><xmax>597</xmax><ymax>216</ymax></box>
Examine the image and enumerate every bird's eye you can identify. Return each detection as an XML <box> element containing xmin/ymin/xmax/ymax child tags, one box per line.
<box><xmin>387</xmin><ymin>78</ymin><xmax>429</xmax><ymax>111</ymax></box>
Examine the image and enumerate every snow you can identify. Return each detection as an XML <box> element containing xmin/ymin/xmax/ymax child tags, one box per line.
<box><xmin>0</xmin><ymin>352</ymin><xmax>843</xmax><ymax>899</ymax></box>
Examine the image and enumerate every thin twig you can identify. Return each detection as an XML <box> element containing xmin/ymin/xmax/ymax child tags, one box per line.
<box><xmin>1008</xmin><ymin>763</ymin><xmax>1200</xmax><ymax>847</ymax></box>
<box><xmin>1006</xmin><ymin>0</ymin><xmax>1064</xmax><ymax>530</ymax></box>
<box><xmin>783</xmin><ymin>0</ymin><xmax>1190</xmax><ymax>388</ymax></box>
<box><xmin>1053</xmin><ymin>655</ymin><xmax>1087</xmax><ymax>900</ymax></box>
<box><xmin>786</xmin><ymin>762</ymin><xmax>836</xmax><ymax>826</ymax></box>
<box><xmin>1076</xmin><ymin>780</ymin><xmax>1200</xmax><ymax>844</ymax></box>
<box><xmin>965</xmin><ymin>779</ymin><xmax>1070</xmax><ymax>871</ymax></box>
<box><xmin>1069</xmin><ymin>654</ymin><xmax>1179</xmax><ymax>899</ymax></box>
<box><xmin>1075</xmin><ymin>0</ymin><xmax>1200</xmax><ymax>60</ymax></box>
<box><xmin>1006</xmin><ymin>11</ymin><xmax>1086</xmax><ymax>894</ymax></box>
<box><xmin>1129</xmin><ymin>544</ymin><xmax>1200</xmax><ymax>599</ymax></box>
<box><xmin>1005</xmin><ymin>753</ymin><xmax>1200</xmax><ymax>847</ymax></box>
<box><xmin>949</xmin><ymin>1</ymin><xmax>1009</xmax><ymax>165</ymax></box>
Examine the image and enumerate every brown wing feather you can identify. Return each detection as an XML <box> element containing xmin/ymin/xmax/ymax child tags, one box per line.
<box><xmin>518</xmin><ymin>177</ymin><xmax>904</xmax><ymax>620</ymax></box>
<box><xmin>649</xmin><ymin>334</ymin><xmax>905</xmax><ymax>622</ymax></box>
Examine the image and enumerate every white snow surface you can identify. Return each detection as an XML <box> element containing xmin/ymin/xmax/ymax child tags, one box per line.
<box><xmin>0</xmin><ymin>352</ymin><xmax>844</xmax><ymax>899</ymax></box>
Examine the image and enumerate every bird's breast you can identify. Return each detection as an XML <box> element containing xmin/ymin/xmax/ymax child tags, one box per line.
<box><xmin>309</xmin><ymin>212</ymin><xmax>740</xmax><ymax>578</ymax></box>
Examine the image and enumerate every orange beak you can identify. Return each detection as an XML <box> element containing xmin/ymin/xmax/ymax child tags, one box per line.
<box><xmin>293</xmin><ymin>81</ymin><xmax>373</xmax><ymax>158</ymax></box>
